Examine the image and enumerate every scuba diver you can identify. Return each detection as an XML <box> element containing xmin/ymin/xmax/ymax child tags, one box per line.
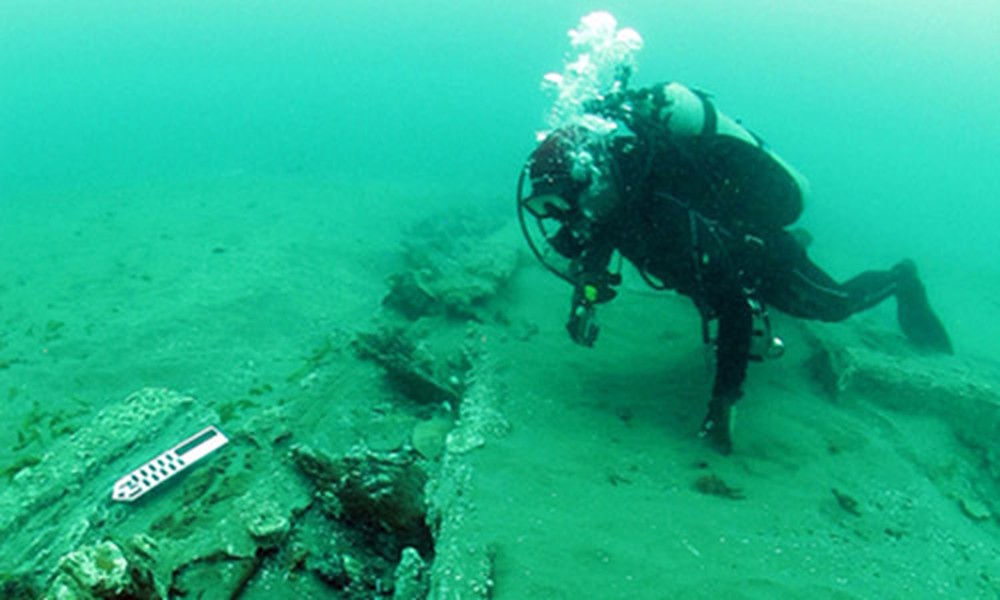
<box><xmin>517</xmin><ymin>81</ymin><xmax>953</xmax><ymax>454</ymax></box>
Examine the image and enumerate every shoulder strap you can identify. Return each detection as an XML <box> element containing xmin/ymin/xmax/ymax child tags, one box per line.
<box><xmin>691</xmin><ymin>88</ymin><xmax>718</xmax><ymax>137</ymax></box>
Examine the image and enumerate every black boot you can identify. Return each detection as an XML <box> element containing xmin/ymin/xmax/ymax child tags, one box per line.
<box><xmin>699</xmin><ymin>397</ymin><xmax>735</xmax><ymax>455</ymax></box>
<box><xmin>893</xmin><ymin>260</ymin><xmax>953</xmax><ymax>354</ymax></box>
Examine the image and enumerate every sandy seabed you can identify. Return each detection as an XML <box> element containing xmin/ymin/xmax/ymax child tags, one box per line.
<box><xmin>1</xmin><ymin>174</ymin><xmax>998</xmax><ymax>599</ymax></box>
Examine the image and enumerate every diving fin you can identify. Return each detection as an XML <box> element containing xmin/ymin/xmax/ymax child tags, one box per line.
<box><xmin>894</xmin><ymin>260</ymin><xmax>953</xmax><ymax>354</ymax></box>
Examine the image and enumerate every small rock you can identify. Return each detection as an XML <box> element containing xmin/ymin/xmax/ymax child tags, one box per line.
<box><xmin>692</xmin><ymin>474</ymin><xmax>744</xmax><ymax>500</ymax></box>
<box><xmin>246</xmin><ymin>504</ymin><xmax>290</xmax><ymax>548</ymax></box>
<box><xmin>392</xmin><ymin>547</ymin><xmax>428</xmax><ymax>600</ymax></box>
<box><xmin>46</xmin><ymin>539</ymin><xmax>159</xmax><ymax>599</ymax></box>
<box><xmin>412</xmin><ymin>416</ymin><xmax>453</xmax><ymax>460</ymax></box>
<box><xmin>958</xmin><ymin>496</ymin><xmax>992</xmax><ymax>522</ymax></box>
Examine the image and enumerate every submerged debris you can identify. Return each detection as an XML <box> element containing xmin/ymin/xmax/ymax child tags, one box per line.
<box><xmin>167</xmin><ymin>548</ymin><xmax>266</xmax><ymax>600</ymax></box>
<box><xmin>411</xmin><ymin>415</ymin><xmax>455</xmax><ymax>460</ymax></box>
<box><xmin>291</xmin><ymin>445</ymin><xmax>434</xmax><ymax>600</ymax></box>
<box><xmin>382</xmin><ymin>211</ymin><xmax>518</xmax><ymax>322</ymax></box>
<box><xmin>354</xmin><ymin>325</ymin><xmax>469</xmax><ymax>406</ymax></box>
<box><xmin>392</xmin><ymin>547</ymin><xmax>429</xmax><ymax>600</ymax></box>
<box><xmin>306</xmin><ymin>551</ymin><xmax>351</xmax><ymax>590</ymax></box>
<box><xmin>290</xmin><ymin>443</ymin><xmax>435</xmax><ymax>597</ymax></box>
<box><xmin>246</xmin><ymin>501</ymin><xmax>292</xmax><ymax>548</ymax></box>
<box><xmin>424</xmin><ymin>353</ymin><xmax>505</xmax><ymax>600</ymax></box>
<box><xmin>831</xmin><ymin>488</ymin><xmax>862</xmax><ymax>517</ymax></box>
<box><xmin>3</xmin><ymin>210</ymin><xmax>524</xmax><ymax>599</ymax></box>
<box><xmin>291</xmin><ymin>443</ymin><xmax>432</xmax><ymax>554</ymax></box>
<box><xmin>803</xmin><ymin>323</ymin><xmax>1000</xmax><ymax>528</ymax></box>
<box><xmin>0</xmin><ymin>388</ymin><xmax>219</xmax><ymax>591</ymax></box>
<box><xmin>957</xmin><ymin>495</ymin><xmax>992</xmax><ymax>522</ymax></box>
<box><xmin>46</xmin><ymin>537</ymin><xmax>160</xmax><ymax>600</ymax></box>
<box><xmin>383</xmin><ymin>272</ymin><xmax>439</xmax><ymax>321</ymax></box>
<box><xmin>0</xmin><ymin>573</ymin><xmax>38</xmax><ymax>600</ymax></box>
<box><xmin>692</xmin><ymin>474</ymin><xmax>745</xmax><ymax>500</ymax></box>
<box><xmin>1</xmin><ymin>454</ymin><xmax>41</xmax><ymax>482</ymax></box>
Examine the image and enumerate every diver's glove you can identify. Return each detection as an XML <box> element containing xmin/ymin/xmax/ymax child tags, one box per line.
<box><xmin>566</xmin><ymin>284</ymin><xmax>602</xmax><ymax>347</ymax></box>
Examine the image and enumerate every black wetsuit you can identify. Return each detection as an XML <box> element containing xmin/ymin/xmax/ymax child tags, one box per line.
<box><xmin>533</xmin><ymin>87</ymin><xmax>951</xmax><ymax>452</ymax></box>
<box><xmin>555</xmin><ymin>130</ymin><xmax>917</xmax><ymax>449</ymax></box>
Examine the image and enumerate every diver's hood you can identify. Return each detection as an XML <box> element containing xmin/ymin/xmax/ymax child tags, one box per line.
<box><xmin>522</xmin><ymin>129</ymin><xmax>593</xmax><ymax>218</ymax></box>
<box><xmin>518</xmin><ymin>138</ymin><xmax>582</xmax><ymax>282</ymax></box>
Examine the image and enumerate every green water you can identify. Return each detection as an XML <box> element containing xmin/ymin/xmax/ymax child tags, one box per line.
<box><xmin>4</xmin><ymin>1</ymin><xmax>999</xmax><ymax>244</ymax></box>
<box><xmin>2</xmin><ymin>1</ymin><xmax>999</xmax><ymax>598</ymax></box>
